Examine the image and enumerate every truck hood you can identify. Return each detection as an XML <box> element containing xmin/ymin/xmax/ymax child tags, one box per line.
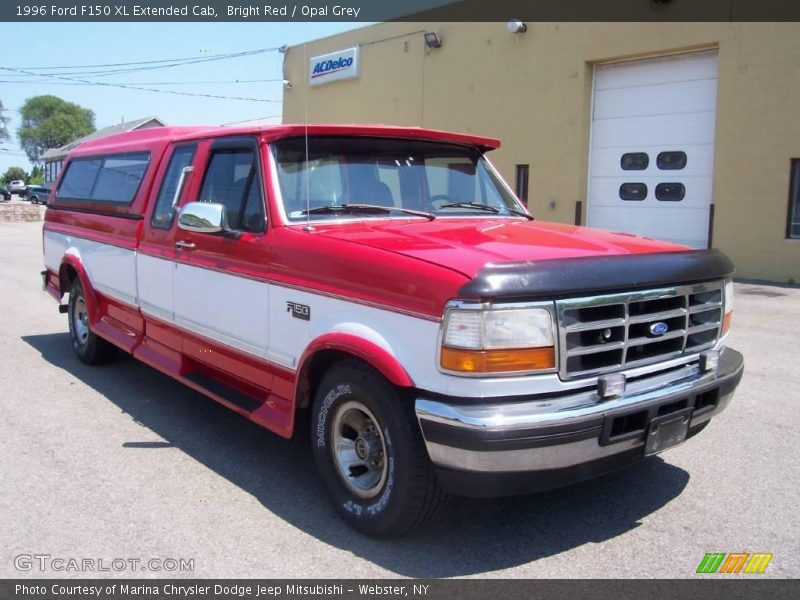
<box><xmin>310</xmin><ymin>218</ymin><xmax>688</xmax><ymax>279</ymax></box>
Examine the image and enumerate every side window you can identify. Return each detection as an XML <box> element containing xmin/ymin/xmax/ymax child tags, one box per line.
<box><xmin>151</xmin><ymin>145</ymin><xmax>197</xmax><ymax>229</ymax></box>
<box><xmin>92</xmin><ymin>155</ymin><xmax>149</xmax><ymax>202</ymax></box>
<box><xmin>58</xmin><ymin>159</ymin><xmax>101</xmax><ymax>199</ymax></box>
<box><xmin>198</xmin><ymin>148</ymin><xmax>265</xmax><ymax>233</ymax></box>
<box><xmin>57</xmin><ymin>152</ymin><xmax>149</xmax><ymax>204</ymax></box>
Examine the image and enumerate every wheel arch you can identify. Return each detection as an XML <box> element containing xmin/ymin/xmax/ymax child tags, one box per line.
<box><xmin>294</xmin><ymin>333</ymin><xmax>415</xmax><ymax>410</ymax></box>
<box><xmin>58</xmin><ymin>255</ymin><xmax>101</xmax><ymax>323</ymax></box>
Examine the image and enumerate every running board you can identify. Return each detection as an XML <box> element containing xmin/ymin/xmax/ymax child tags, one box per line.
<box><xmin>184</xmin><ymin>371</ymin><xmax>262</xmax><ymax>413</ymax></box>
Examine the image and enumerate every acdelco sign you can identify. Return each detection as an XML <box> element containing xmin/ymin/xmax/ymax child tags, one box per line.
<box><xmin>308</xmin><ymin>47</ymin><xmax>359</xmax><ymax>87</ymax></box>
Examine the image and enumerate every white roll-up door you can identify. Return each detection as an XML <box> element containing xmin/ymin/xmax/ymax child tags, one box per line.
<box><xmin>587</xmin><ymin>51</ymin><xmax>719</xmax><ymax>248</ymax></box>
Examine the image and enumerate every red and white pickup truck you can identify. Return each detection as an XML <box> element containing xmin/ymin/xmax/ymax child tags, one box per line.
<box><xmin>42</xmin><ymin>124</ymin><xmax>743</xmax><ymax>537</ymax></box>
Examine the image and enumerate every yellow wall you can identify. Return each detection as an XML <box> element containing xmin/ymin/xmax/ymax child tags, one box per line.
<box><xmin>283</xmin><ymin>22</ymin><xmax>800</xmax><ymax>283</ymax></box>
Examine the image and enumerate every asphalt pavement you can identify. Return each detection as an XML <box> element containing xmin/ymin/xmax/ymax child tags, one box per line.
<box><xmin>1</xmin><ymin>221</ymin><xmax>798</xmax><ymax>578</ymax></box>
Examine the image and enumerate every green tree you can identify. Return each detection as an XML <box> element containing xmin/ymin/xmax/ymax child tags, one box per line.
<box><xmin>0</xmin><ymin>100</ymin><xmax>10</xmax><ymax>142</ymax></box>
<box><xmin>29</xmin><ymin>165</ymin><xmax>44</xmax><ymax>185</ymax></box>
<box><xmin>2</xmin><ymin>166</ymin><xmax>28</xmax><ymax>186</ymax></box>
<box><xmin>17</xmin><ymin>95</ymin><xmax>94</xmax><ymax>164</ymax></box>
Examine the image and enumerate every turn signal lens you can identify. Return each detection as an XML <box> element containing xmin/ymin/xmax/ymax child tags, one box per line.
<box><xmin>722</xmin><ymin>280</ymin><xmax>734</xmax><ymax>335</ymax></box>
<box><xmin>721</xmin><ymin>311</ymin><xmax>733</xmax><ymax>335</ymax></box>
<box><xmin>440</xmin><ymin>346</ymin><xmax>556</xmax><ymax>373</ymax></box>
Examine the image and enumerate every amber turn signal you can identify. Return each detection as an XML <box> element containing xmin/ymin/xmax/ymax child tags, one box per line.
<box><xmin>440</xmin><ymin>346</ymin><xmax>555</xmax><ymax>373</ymax></box>
<box><xmin>721</xmin><ymin>311</ymin><xmax>733</xmax><ymax>335</ymax></box>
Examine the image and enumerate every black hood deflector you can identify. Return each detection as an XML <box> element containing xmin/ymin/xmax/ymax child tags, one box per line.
<box><xmin>457</xmin><ymin>249</ymin><xmax>735</xmax><ymax>301</ymax></box>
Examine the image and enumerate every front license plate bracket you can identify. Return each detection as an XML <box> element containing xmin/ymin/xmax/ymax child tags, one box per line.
<box><xmin>644</xmin><ymin>407</ymin><xmax>692</xmax><ymax>456</ymax></box>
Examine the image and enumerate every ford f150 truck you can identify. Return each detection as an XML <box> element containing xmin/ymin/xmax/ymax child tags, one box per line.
<box><xmin>42</xmin><ymin>124</ymin><xmax>743</xmax><ymax>537</ymax></box>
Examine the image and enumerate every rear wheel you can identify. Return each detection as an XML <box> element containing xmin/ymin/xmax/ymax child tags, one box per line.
<box><xmin>68</xmin><ymin>279</ymin><xmax>116</xmax><ymax>365</ymax></box>
<box><xmin>311</xmin><ymin>360</ymin><xmax>445</xmax><ymax>538</ymax></box>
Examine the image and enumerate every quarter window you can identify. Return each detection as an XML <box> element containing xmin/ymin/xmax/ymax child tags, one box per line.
<box><xmin>655</xmin><ymin>183</ymin><xmax>686</xmax><ymax>201</ymax></box>
<box><xmin>657</xmin><ymin>151</ymin><xmax>687</xmax><ymax>170</ymax></box>
<box><xmin>620</xmin><ymin>183</ymin><xmax>647</xmax><ymax>201</ymax></box>
<box><xmin>151</xmin><ymin>145</ymin><xmax>197</xmax><ymax>229</ymax></box>
<box><xmin>621</xmin><ymin>153</ymin><xmax>649</xmax><ymax>170</ymax></box>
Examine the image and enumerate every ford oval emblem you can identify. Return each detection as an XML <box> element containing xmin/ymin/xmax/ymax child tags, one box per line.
<box><xmin>649</xmin><ymin>321</ymin><xmax>669</xmax><ymax>336</ymax></box>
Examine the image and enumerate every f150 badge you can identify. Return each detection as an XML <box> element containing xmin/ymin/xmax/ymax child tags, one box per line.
<box><xmin>287</xmin><ymin>301</ymin><xmax>311</xmax><ymax>321</ymax></box>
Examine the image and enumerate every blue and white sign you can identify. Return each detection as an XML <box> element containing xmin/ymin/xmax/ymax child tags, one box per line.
<box><xmin>309</xmin><ymin>47</ymin><xmax>360</xmax><ymax>87</ymax></box>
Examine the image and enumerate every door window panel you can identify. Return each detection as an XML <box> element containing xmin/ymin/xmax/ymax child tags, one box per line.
<box><xmin>198</xmin><ymin>148</ymin><xmax>265</xmax><ymax>232</ymax></box>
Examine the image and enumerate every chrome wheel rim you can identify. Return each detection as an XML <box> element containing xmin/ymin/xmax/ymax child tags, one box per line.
<box><xmin>330</xmin><ymin>400</ymin><xmax>388</xmax><ymax>499</ymax></box>
<box><xmin>72</xmin><ymin>296</ymin><xmax>89</xmax><ymax>345</ymax></box>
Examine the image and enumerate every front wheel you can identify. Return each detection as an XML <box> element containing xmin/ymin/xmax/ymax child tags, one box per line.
<box><xmin>311</xmin><ymin>360</ymin><xmax>445</xmax><ymax>538</ymax></box>
<box><xmin>67</xmin><ymin>279</ymin><xmax>117</xmax><ymax>365</ymax></box>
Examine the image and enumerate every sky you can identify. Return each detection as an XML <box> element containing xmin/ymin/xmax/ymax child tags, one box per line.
<box><xmin>0</xmin><ymin>22</ymin><xmax>366</xmax><ymax>175</ymax></box>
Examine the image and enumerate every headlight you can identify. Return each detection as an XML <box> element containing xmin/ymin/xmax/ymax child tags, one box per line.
<box><xmin>440</xmin><ymin>306</ymin><xmax>556</xmax><ymax>374</ymax></box>
<box><xmin>722</xmin><ymin>279</ymin><xmax>734</xmax><ymax>335</ymax></box>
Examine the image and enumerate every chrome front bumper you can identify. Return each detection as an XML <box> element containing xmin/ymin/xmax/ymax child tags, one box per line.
<box><xmin>415</xmin><ymin>347</ymin><xmax>744</xmax><ymax>495</ymax></box>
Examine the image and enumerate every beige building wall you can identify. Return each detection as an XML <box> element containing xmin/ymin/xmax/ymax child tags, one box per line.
<box><xmin>282</xmin><ymin>22</ymin><xmax>800</xmax><ymax>283</ymax></box>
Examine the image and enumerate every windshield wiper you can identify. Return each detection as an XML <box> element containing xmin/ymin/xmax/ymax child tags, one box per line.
<box><xmin>437</xmin><ymin>201</ymin><xmax>534</xmax><ymax>220</ymax></box>
<box><xmin>296</xmin><ymin>203</ymin><xmax>436</xmax><ymax>220</ymax></box>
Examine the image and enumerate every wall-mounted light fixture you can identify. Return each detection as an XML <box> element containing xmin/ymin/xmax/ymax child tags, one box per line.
<box><xmin>507</xmin><ymin>19</ymin><xmax>528</xmax><ymax>34</ymax></box>
<box><xmin>424</xmin><ymin>32</ymin><xmax>442</xmax><ymax>49</ymax></box>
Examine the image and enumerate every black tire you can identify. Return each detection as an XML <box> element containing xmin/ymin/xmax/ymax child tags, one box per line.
<box><xmin>311</xmin><ymin>359</ymin><xmax>446</xmax><ymax>538</ymax></box>
<box><xmin>67</xmin><ymin>279</ymin><xmax>117</xmax><ymax>365</ymax></box>
<box><xmin>30</xmin><ymin>196</ymin><xmax>38</xmax><ymax>205</ymax></box>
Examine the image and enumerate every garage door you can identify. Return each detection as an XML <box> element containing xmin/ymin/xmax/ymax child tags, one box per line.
<box><xmin>587</xmin><ymin>51</ymin><xmax>718</xmax><ymax>248</ymax></box>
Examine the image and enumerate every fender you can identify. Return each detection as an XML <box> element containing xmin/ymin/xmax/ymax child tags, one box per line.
<box><xmin>296</xmin><ymin>332</ymin><xmax>415</xmax><ymax>398</ymax></box>
<box><xmin>59</xmin><ymin>253</ymin><xmax>102</xmax><ymax>325</ymax></box>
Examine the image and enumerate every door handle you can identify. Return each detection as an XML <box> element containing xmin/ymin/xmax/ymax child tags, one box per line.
<box><xmin>175</xmin><ymin>240</ymin><xmax>196</xmax><ymax>250</ymax></box>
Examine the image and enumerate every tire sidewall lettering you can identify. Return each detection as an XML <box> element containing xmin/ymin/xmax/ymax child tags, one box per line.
<box><xmin>315</xmin><ymin>383</ymin><xmax>350</xmax><ymax>448</ymax></box>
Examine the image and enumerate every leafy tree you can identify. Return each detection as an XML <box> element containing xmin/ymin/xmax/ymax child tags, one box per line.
<box><xmin>0</xmin><ymin>100</ymin><xmax>9</xmax><ymax>142</ymax></box>
<box><xmin>17</xmin><ymin>95</ymin><xmax>95</xmax><ymax>164</ymax></box>
<box><xmin>2</xmin><ymin>166</ymin><xmax>28</xmax><ymax>186</ymax></box>
<box><xmin>29</xmin><ymin>165</ymin><xmax>44</xmax><ymax>185</ymax></box>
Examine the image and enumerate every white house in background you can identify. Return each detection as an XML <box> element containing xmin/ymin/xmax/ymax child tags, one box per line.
<box><xmin>41</xmin><ymin>116</ymin><xmax>165</xmax><ymax>187</ymax></box>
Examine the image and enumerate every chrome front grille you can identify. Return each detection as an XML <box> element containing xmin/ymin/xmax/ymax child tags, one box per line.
<box><xmin>555</xmin><ymin>281</ymin><xmax>724</xmax><ymax>380</ymax></box>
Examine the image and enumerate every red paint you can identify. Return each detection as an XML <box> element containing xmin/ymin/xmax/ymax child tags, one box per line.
<box><xmin>301</xmin><ymin>218</ymin><xmax>687</xmax><ymax>283</ymax></box>
<box><xmin>45</xmin><ymin>214</ymin><xmax>141</xmax><ymax>250</ymax></box>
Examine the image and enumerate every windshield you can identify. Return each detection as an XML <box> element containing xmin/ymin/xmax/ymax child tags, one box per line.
<box><xmin>270</xmin><ymin>136</ymin><xmax>526</xmax><ymax>222</ymax></box>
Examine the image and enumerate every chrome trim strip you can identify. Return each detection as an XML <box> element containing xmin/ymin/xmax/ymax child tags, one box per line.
<box><xmin>417</xmin><ymin>363</ymin><xmax>711</xmax><ymax>432</ymax></box>
<box><xmin>423</xmin><ymin>437</ymin><xmax>642</xmax><ymax>472</ymax></box>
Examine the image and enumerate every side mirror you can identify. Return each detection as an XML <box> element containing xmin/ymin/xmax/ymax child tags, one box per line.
<box><xmin>177</xmin><ymin>202</ymin><xmax>227</xmax><ymax>234</ymax></box>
